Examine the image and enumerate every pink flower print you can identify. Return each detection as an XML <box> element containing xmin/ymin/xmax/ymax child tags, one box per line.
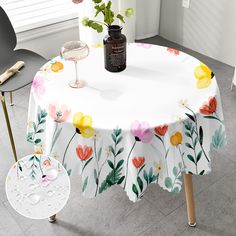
<box><xmin>167</xmin><ymin>47</ymin><xmax>180</xmax><ymax>55</ymax></box>
<box><xmin>136</xmin><ymin>43</ymin><xmax>152</xmax><ymax>49</ymax></box>
<box><xmin>48</xmin><ymin>102</ymin><xmax>71</xmax><ymax>123</ymax></box>
<box><xmin>131</xmin><ymin>121</ymin><xmax>154</xmax><ymax>143</ymax></box>
<box><xmin>32</xmin><ymin>76</ymin><xmax>46</xmax><ymax>99</ymax></box>
<box><xmin>72</xmin><ymin>0</ymin><xmax>83</xmax><ymax>3</ymax></box>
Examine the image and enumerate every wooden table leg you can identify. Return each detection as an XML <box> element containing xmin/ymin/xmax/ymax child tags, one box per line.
<box><xmin>183</xmin><ymin>174</ymin><xmax>196</xmax><ymax>227</ymax></box>
<box><xmin>48</xmin><ymin>214</ymin><xmax>56</xmax><ymax>223</ymax></box>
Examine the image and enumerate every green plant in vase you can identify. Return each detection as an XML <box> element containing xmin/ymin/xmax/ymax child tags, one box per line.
<box><xmin>81</xmin><ymin>0</ymin><xmax>134</xmax><ymax>33</ymax></box>
<box><xmin>79</xmin><ymin>0</ymin><xmax>134</xmax><ymax>72</ymax></box>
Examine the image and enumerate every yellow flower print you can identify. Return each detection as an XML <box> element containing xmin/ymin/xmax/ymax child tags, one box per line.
<box><xmin>50</xmin><ymin>61</ymin><xmax>64</xmax><ymax>72</ymax></box>
<box><xmin>170</xmin><ymin>131</ymin><xmax>183</xmax><ymax>146</ymax></box>
<box><xmin>194</xmin><ymin>63</ymin><xmax>214</xmax><ymax>89</ymax></box>
<box><xmin>73</xmin><ymin>112</ymin><xmax>94</xmax><ymax>138</ymax></box>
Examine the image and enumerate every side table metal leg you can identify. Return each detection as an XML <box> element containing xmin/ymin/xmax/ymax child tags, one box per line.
<box><xmin>1</xmin><ymin>92</ymin><xmax>17</xmax><ymax>162</ymax></box>
<box><xmin>10</xmin><ymin>92</ymin><xmax>14</xmax><ymax>106</ymax></box>
<box><xmin>48</xmin><ymin>214</ymin><xmax>56</xmax><ymax>223</ymax></box>
<box><xmin>184</xmin><ymin>174</ymin><xmax>196</xmax><ymax>227</ymax></box>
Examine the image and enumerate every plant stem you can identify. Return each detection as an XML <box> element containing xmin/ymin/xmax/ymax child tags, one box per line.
<box><xmin>62</xmin><ymin>132</ymin><xmax>76</xmax><ymax>165</ymax></box>
<box><xmin>178</xmin><ymin>145</ymin><xmax>186</xmax><ymax>170</ymax></box>
<box><xmin>123</xmin><ymin>140</ymin><xmax>136</xmax><ymax>189</ymax></box>
<box><xmin>50</xmin><ymin>122</ymin><xmax>58</xmax><ymax>154</ymax></box>
<box><xmin>94</xmin><ymin>138</ymin><xmax>99</xmax><ymax>196</ymax></box>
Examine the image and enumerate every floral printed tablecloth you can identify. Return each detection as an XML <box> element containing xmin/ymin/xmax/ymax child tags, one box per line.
<box><xmin>27</xmin><ymin>43</ymin><xmax>227</xmax><ymax>202</ymax></box>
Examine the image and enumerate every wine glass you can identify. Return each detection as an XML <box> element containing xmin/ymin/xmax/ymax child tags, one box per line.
<box><xmin>60</xmin><ymin>41</ymin><xmax>89</xmax><ymax>88</ymax></box>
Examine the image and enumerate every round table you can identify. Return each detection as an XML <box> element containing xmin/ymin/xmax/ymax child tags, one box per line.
<box><xmin>27</xmin><ymin>43</ymin><xmax>226</xmax><ymax>225</ymax></box>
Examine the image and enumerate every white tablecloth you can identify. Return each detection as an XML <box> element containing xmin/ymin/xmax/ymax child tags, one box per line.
<box><xmin>27</xmin><ymin>43</ymin><xmax>226</xmax><ymax>202</ymax></box>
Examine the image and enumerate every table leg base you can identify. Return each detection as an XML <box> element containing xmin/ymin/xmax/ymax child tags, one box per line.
<box><xmin>188</xmin><ymin>222</ymin><xmax>197</xmax><ymax>227</ymax></box>
<box><xmin>48</xmin><ymin>214</ymin><xmax>56</xmax><ymax>223</ymax></box>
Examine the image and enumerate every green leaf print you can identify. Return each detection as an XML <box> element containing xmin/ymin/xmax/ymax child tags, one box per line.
<box><xmin>165</xmin><ymin>177</ymin><xmax>173</xmax><ymax>188</ymax></box>
<box><xmin>137</xmin><ymin>176</ymin><xmax>143</xmax><ymax>192</ymax></box>
<box><xmin>164</xmin><ymin>164</ymin><xmax>182</xmax><ymax>193</ymax></box>
<box><xmin>211</xmin><ymin>126</ymin><xmax>227</xmax><ymax>149</ymax></box>
<box><xmin>98</xmin><ymin>167</ymin><xmax>123</xmax><ymax>194</ymax></box>
<box><xmin>27</xmin><ymin>109</ymin><xmax>47</xmax><ymax>146</ymax></box>
<box><xmin>82</xmin><ymin>176</ymin><xmax>88</xmax><ymax>192</ymax></box>
<box><xmin>132</xmin><ymin>184</ymin><xmax>139</xmax><ymax>198</ymax></box>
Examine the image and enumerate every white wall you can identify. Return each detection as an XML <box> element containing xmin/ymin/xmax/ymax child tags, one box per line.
<box><xmin>159</xmin><ymin>0</ymin><xmax>236</xmax><ymax>66</ymax></box>
<box><xmin>16</xmin><ymin>19</ymin><xmax>79</xmax><ymax>60</ymax></box>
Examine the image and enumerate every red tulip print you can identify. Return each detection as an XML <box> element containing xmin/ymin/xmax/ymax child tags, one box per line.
<box><xmin>132</xmin><ymin>157</ymin><xmax>145</xmax><ymax>168</ymax></box>
<box><xmin>154</xmin><ymin>124</ymin><xmax>168</xmax><ymax>136</ymax></box>
<box><xmin>76</xmin><ymin>145</ymin><xmax>93</xmax><ymax>161</ymax></box>
<box><xmin>199</xmin><ymin>97</ymin><xmax>217</xmax><ymax>115</ymax></box>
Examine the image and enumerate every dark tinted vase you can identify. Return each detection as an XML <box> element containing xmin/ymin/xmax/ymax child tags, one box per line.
<box><xmin>103</xmin><ymin>25</ymin><xmax>127</xmax><ymax>72</ymax></box>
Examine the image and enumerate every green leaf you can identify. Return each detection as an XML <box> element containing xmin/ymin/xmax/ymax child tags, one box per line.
<box><xmin>178</xmin><ymin>162</ymin><xmax>183</xmax><ymax>170</ymax></box>
<box><xmin>132</xmin><ymin>184</ymin><xmax>139</xmax><ymax>198</ymax></box>
<box><xmin>187</xmin><ymin>154</ymin><xmax>195</xmax><ymax>164</ymax></box>
<box><xmin>29</xmin><ymin>155</ymin><xmax>35</xmax><ymax>161</ymax></box>
<box><xmin>211</xmin><ymin>126</ymin><xmax>227</xmax><ymax>149</ymax></box>
<box><xmin>33</xmin><ymin>122</ymin><xmax>37</xmax><ymax>132</ymax></box>
<box><xmin>199</xmin><ymin>126</ymin><xmax>203</xmax><ymax>145</ymax></box>
<box><xmin>39</xmin><ymin>119</ymin><xmax>46</xmax><ymax>125</ymax></box>
<box><xmin>116</xmin><ymin>128</ymin><xmax>122</xmax><ymax>137</ymax></box>
<box><xmin>172</xmin><ymin>187</ymin><xmax>180</xmax><ymax>193</ymax></box>
<box><xmin>116</xmin><ymin>136</ymin><xmax>123</xmax><ymax>145</ymax></box>
<box><xmin>184</xmin><ymin>121</ymin><xmax>192</xmax><ymax>131</ymax></box>
<box><xmin>199</xmin><ymin>170</ymin><xmax>205</xmax><ymax>175</ymax></box>
<box><xmin>203</xmin><ymin>116</ymin><xmax>220</xmax><ymax>121</ymax></box>
<box><xmin>107</xmin><ymin>160</ymin><xmax>114</xmax><ymax>169</ymax></box>
<box><xmin>109</xmin><ymin>146</ymin><xmax>115</xmax><ymax>157</ymax></box>
<box><xmin>67</xmin><ymin>169</ymin><xmax>72</xmax><ymax>176</ymax></box>
<box><xmin>143</xmin><ymin>170</ymin><xmax>149</xmax><ymax>184</ymax></box>
<box><xmin>125</xmin><ymin>8</ymin><xmax>134</xmax><ymax>17</ymax></box>
<box><xmin>36</xmin><ymin>129</ymin><xmax>44</xmax><ymax>134</ymax></box>
<box><xmin>173</xmin><ymin>167</ymin><xmax>178</xmax><ymax>177</ymax></box>
<box><xmin>83</xmin><ymin>158</ymin><xmax>93</xmax><ymax>170</ymax></box>
<box><xmin>185</xmin><ymin>113</ymin><xmax>195</xmax><ymax>122</ymax></box>
<box><xmin>185</xmin><ymin>132</ymin><xmax>191</xmax><ymax>138</ymax></box>
<box><xmin>98</xmin><ymin>147</ymin><xmax>102</xmax><ymax>161</ymax></box>
<box><xmin>93</xmin><ymin>0</ymin><xmax>102</xmax><ymax>3</ymax></box>
<box><xmin>99</xmin><ymin>168</ymin><xmax>122</xmax><ymax>193</ymax></box>
<box><xmin>116</xmin><ymin>14</ymin><xmax>125</xmax><ymax>23</ymax></box>
<box><xmin>196</xmin><ymin>151</ymin><xmax>202</xmax><ymax>163</ymax></box>
<box><xmin>35</xmin><ymin>156</ymin><xmax>40</xmax><ymax>163</ymax></box>
<box><xmin>34</xmin><ymin>138</ymin><xmax>41</xmax><ymax>145</ymax></box>
<box><xmin>165</xmin><ymin>177</ymin><xmax>173</xmax><ymax>189</ymax></box>
<box><xmin>185</xmin><ymin>142</ymin><xmax>193</xmax><ymax>149</ymax></box>
<box><xmin>148</xmin><ymin>167</ymin><xmax>153</xmax><ymax>183</ymax></box>
<box><xmin>193</xmin><ymin>137</ymin><xmax>198</xmax><ymax>147</ymax></box>
<box><xmin>82</xmin><ymin>176</ymin><xmax>88</xmax><ymax>192</ymax></box>
<box><xmin>112</xmin><ymin>133</ymin><xmax>117</xmax><ymax>143</ymax></box>
<box><xmin>137</xmin><ymin>176</ymin><xmax>143</xmax><ymax>192</ymax></box>
<box><xmin>116</xmin><ymin>160</ymin><xmax>124</xmax><ymax>170</ymax></box>
<box><xmin>116</xmin><ymin>147</ymin><xmax>124</xmax><ymax>156</ymax></box>
<box><xmin>94</xmin><ymin>169</ymin><xmax>98</xmax><ymax>184</ymax></box>
<box><xmin>117</xmin><ymin>176</ymin><xmax>125</xmax><ymax>184</ymax></box>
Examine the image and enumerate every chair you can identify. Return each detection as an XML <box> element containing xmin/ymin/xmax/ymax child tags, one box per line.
<box><xmin>0</xmin><ymin>7</ymin><xmax>46</xmax><ymax>163</ymax></box>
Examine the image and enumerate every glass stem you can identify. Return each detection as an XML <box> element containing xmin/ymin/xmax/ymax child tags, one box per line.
<box><xmin>74</xmin><ymin>61</ymin><xmax>79</xmax><ymax>84</ymax></box>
